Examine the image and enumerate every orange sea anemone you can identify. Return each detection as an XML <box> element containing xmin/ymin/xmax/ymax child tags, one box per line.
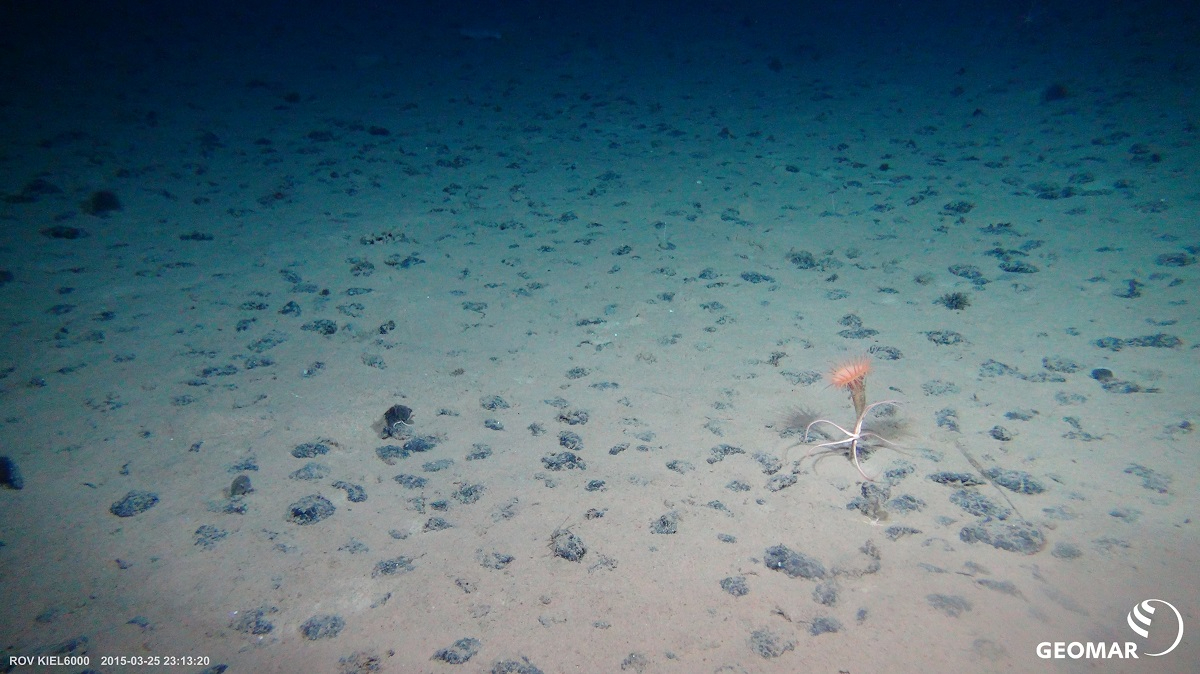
<box><xmin>829</xmin><ymin>356</ymin><xmax>871</xmax><ymax>389</ymax></box>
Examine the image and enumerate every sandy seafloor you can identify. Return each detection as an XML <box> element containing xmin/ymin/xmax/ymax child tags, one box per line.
<box><xmin>1</xmin><ymin>1</ymin><xmax>1198</xmax><ymax>672</ymax></box>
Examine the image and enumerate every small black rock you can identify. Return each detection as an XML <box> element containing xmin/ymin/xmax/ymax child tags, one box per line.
<box><xmin>372</xmin><ymin>555</ymin><xmax>416</xmax><ymax>577</ymax></box>
<box><xmin>1154</xmin><ymin>253</ymin><xmax>1195</xmax><ymax>267</ymax></box>
<box><xmin>433</xmin><ymin>637</ymin><xmax>481</xmax><ymax>664</ymax></box>
<box><xmin>810</xmin><ymin>616</ymin><xmax>842</xmax><ymax>635</ymax></box>
<box><xmin>394</xmin><ymin>474</ymin><xmax>427</xmax><ymax>489</ymax></box>
<box><xmin>479</xmin><ymin>395</ymin><xmax>510</xmax><ymax>411</ymax></box>
<box><xmin>812</xmin><ymin>581</ymin><xmax>838</xmax><ymax>606</ymax></box>
<box><xmin>925</xmin><ymin>330</ymin><xmax>965</xmax><ymax>346</ymax></box>
<box><xmin>332</xmin><ymin>480</ymin><xmax>367</xmax><ymax>502</ymax></box>
<box><xmin>0</xmin><ymin>456</ymin><xmax>24</xmax><ymax>489</ymax></box>
<box><xmin>491</xmin><ymin>658</ymin><xmax>545</xmax><ymax>674</ymax></box>
<box><xmin>959</xmin><ymin>520</ymin><xmax>1045</xmax><ymax>554</ymax></box>
<box><xmin>950</xmin><ymin>489</ymin><xmax>1011</xmax><ymax>519</ymax></box>
<box><xmin>650</xmin><ymin>511</ymin><xmax>679</xmax><ymax>534</ymax></box>
<box><xmin>550</xmin><ymin>528</ymin><xmax>586</xmax><ymax>562</ymax></box>
<box><xmin>480</xmin><ymin>551</ymin><xmax>514</xmax><ymax>570</ymax></box>
<box><xmin>558</xmin><ymin>431</ymin><xmax>583</xmax><ymax>450</ymax></box>
<box><xmin>1125</xmin><ymin>464</ymin><xmax>1170</xmax><ymax>493</ymax></box>
<box><xmin>290</xmin><ymin>442</ymin><xmax>330</xmax><ymax>458</ymax></box>
<box><xmin>230</xmin><ymin>608</ymin><xmax>274</xmax><ymax>635</ymax></box>
<box><xmin>301</xmin><ymin>319</ymin><xmax>337</xmax><ymax>335</ymax></box>
<box><xmin>194</xmin><ymin>524</ymin><xmax>228</xmax><ymax>550</ymax></box>
<box><xmin>230</xmin><ymin>474</ymin><xmax>253</xmax><ymax>497</ymax></box>
<box><xmin>948</xmin><ymin>264</ymin><xmax>984</xmax><ymax>281</ymax></box>
<box><xmin>41</xmin><ymin>225</ymin><xmax>89</xmax><ymax>240</ymax></box>
<box><xmin>1042</xmin><ymin>83</ymin><xmax>1069</xmax><ymax>102</ymax></box>
<box><xmin>543</xmin><ymin>452</ymin><xmax>586</xmax><ymax>471</ymax></box>
<box><xmin>983</xmin><ymin>467</ymin><xmax>1045</xmax><ymax>495</ymax></box>
<box><xmin>110</xmin><ymin>490</ymin><xmax>159</xmax><ymax>517</ymax></box>
<box><xmin>763</xmin><ymin>544</ymin><xmax>827</xmax><ymax>579</ymax></box>
<box><xmin>286</xmin><ymin>495</ymin><xmax>335</xmax><ymax>525</ymax></box>
<box><xmin>720</xmin><ymin>576</ymin><xmax>749</xmax><ymax>597</ymax></box>
<box><xmin>999</xmin><ymin>260</ymin><xmax>1038</xmax><ymax>274</ymax></box>
<box><xmin>83</xmin><ymin>190</ymin><xmax>122</xmax><ymax>216</ymax></box>
<box><xmin>299</xmin><ymin>614</ymin><xmax>345</xmax><ymax>640</ymax></box>
<box><xmin>288</xmin><ymin>462</ymin><xmax>330</xmax><ymax>481</ymax></box>
<box><xmin>424</xmin><ymin>516</ymin><xmax>452</xmax><ymax>532</ymax></box>
<box><xmin>381</xmin><ymin>404</ymin><xmax>414</xmax><ymax>438</ymax></box>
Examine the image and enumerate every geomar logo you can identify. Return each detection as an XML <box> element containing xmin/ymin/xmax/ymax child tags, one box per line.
<box><xmin>1127</xmin><ymin>599</ymin><xmax>1184</xmax><ymax>657</ymax></box>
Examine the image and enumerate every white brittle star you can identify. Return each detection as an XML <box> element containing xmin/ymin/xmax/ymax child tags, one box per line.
<box><xmin>801</xmin><ymin>400</ymin><xmax>903</xmax><ymax>482</ymax></box>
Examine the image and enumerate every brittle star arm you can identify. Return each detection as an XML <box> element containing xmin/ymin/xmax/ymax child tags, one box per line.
<box><xmin>801</xmin><ymin>400</ymin><xmax>902</xmax><ymax>481</ymax></box>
